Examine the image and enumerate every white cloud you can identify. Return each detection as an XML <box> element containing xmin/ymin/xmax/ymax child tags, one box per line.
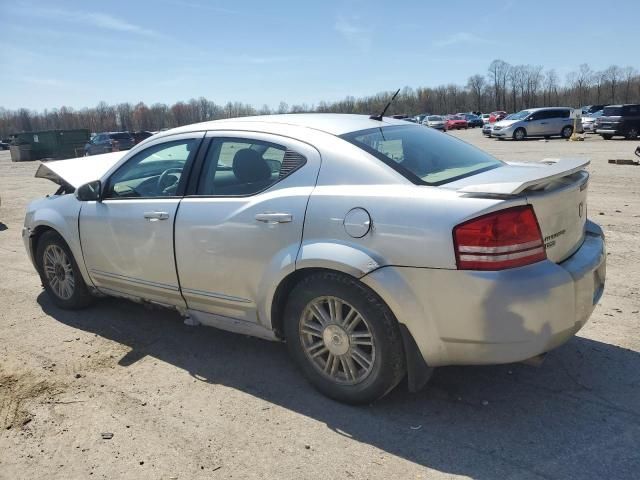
<box><xmin>12</xmin><ymin>6</ymin><xmax>158</xmax><ymax>37</ymax></box>
<box><xmin>433</xmin><ymin>32</ymin><xmax>491</xmax><ymax>48</ymax></box>
<box><xmin>335</xmin><ymin>16</ymin><xmax>372</xmax><ymax>52</ymax></box>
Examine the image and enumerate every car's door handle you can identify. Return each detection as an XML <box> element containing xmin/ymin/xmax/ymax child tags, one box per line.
<box><xmin>255</xmin><ymin>213</ymin><xmax>292</xmax><ymax>224</ymax></box>
<box><xmin>540</xmin><ymin>122</ymin><xmax>547</xmax><ymax>124</ymax></box>
<box><xmin>144</xmin><ymin>211</ymin><xmax>170</xmax><ymax>221</ymax></box>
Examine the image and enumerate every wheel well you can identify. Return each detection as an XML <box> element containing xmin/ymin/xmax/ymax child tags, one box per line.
<box><xmin>270</xmin><ymin>267</ymin><xmax>334</xmax><ymax>339</ymax></box>
<box><xmin>30</xmin><ymin>225</ymin><xmax>56</xmax><ymax>263</ymax></box>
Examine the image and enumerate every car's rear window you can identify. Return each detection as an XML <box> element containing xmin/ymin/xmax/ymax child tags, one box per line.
<box><xmin>111</xmin><ymin>132</ymin><xmax>132</xmax><ymax>140</ymax></box>
<box><xmin>603</xmin><ymin>107</ymin><xmax>623</xmax><ymax>116</ymax></box>
<box><xmin>341</xmin><ymin>125</ymin><xmax>503</xmax><ymax>186</ymax></box>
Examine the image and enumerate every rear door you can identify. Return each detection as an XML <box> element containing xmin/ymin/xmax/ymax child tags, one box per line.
<box><xmin>552</xmin><ymin>109</ymin><xmax>571</xmax><ymax>135</ymax></box>
<box><xmin>174</xmin><ymin>132</ymin><xmax>321</xmax><ymax>324</ymax></box>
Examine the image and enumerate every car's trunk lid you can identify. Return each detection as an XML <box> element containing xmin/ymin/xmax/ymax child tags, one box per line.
<box><xmin>34</xmin><ymin>151</ymin><xmax>127</xmax><ymax>189</ymax></box>
<box><xmin>445</xmin><ymin>158</ymin><xmax>590</xmax><ymax>263</ymax></box>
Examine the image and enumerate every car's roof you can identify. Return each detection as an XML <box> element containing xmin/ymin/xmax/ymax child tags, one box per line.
<box><xmin>524</xmin><ymin>107</ymin><xmax>572</xmax><ymax>112</ymax></box>
<box><xmin>167</xmin><ymin>114</ymin><xmax>409</xmax><ymax>137</ymax></box>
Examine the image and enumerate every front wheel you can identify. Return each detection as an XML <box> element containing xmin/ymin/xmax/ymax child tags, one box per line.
<box><xmin>513</xmin><ymin>128</ymin><xmax>526</xmax><ymax>141</ymax></box>
<box><xmin>626</xmin><ymin>127</ymin><xmax>639</xmax><ymax>140</ymax></box>
<box><xmin>601</xmin><ymin>134</ymin><xmax>613</xmax><ymax>140</ymax></box>
<box><xmin>36</xmin><ymin>231</ymin><xmax>93</xmax><ymax>309</ymax></box>
<box><xmin>284</xmin><ymin>272</ymin><xmax>406</xmax><ymax>404</ymax></box>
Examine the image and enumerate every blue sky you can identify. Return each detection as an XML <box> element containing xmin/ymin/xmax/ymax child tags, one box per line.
<box><xmin>1</xmin><ymin>0</ymin><xmax>637</xmax><ymax>111</ymax></box>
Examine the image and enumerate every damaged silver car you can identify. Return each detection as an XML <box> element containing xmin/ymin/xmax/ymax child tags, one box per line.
<box><xmin>23</xmin><ymin>114</ymin><xmax>606</xmax><ymax>404</ymax></box>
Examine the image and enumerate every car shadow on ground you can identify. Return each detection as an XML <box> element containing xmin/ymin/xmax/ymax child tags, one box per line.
<box><xmin>38</xmin><ymin>294</ymin><xmax>640</xmax><ymax>479</ymax></box>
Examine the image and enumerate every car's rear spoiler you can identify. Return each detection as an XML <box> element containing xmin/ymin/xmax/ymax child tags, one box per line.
<box><xmin>455</xmin><ymin>158</ymin><xmax>590</xmax><ymax>196</ymax></box>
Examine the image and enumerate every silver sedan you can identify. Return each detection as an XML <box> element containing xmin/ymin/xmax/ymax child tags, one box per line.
<box><xmin>23</xmin><ymin>114</ymin><xmax>606</xmax><ymax>404</ymax></box>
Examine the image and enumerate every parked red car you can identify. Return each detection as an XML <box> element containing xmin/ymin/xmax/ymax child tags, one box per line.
<box><xmin>445</xmin><ymin>115</ymin><xmax>468</xmax><ymax>130</ymax></box>
<box><xmin>489</xmin><ymin>111</ymin><xmax>507</xmax><ymax>123</ymax></box>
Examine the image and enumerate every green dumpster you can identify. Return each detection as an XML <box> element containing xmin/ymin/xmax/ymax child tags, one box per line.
<box><xmin>10</xmin><ymin>129</ymin><xmax>90</xmax><ymax>160</ymax></box>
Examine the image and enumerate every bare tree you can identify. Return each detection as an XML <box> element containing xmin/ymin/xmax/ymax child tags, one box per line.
<box><xmin>488</xmin><ymin>59</ymin><xmax>509</xmax><ymax>110</ymax></box>
<box><xmin>604</xmin><ymin>65</ymin><xmax>622</xmax><ymax>103</ymax></box>
<box><xmin>467</xmin><ymin>74</ymin><xmax>486</xmax><ymax>112</ymax></box>
<box><xmin>622</xmin><ymin>66</ymin><xmax>638</xmax><ymax>103</ymax></box>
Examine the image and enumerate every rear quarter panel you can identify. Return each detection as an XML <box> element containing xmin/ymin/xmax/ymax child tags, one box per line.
<box><xmin>301</xmin><ymin>180</ymin><xmax>523</xmax><ymax>272</ymax></box>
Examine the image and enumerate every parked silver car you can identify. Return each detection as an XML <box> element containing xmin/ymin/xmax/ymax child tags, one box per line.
<box><xmin>491</xmin><ymin>107</ymin><xmax>579</xmax><ymax>140</ymax></box>
<box><xmin>422</xmin><ymin>115</ymin><xmax>446</xmax><ymax>130</ymax></box>
<box><xmin>582</xmin><ymin>110</ymin><xmax>603</xmax><ymax>133</ymax></box>
<box><xmin>24</xmin><ymin>114</ymin><xmax>606</xmax><ymax>404</ymax></box>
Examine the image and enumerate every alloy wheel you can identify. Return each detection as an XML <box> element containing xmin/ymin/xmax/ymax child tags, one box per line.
<box><xmin>43</xmin><ymin>244</ymin><xmax>75</xmax><ymax>300</ymax></box>
<box><xmin>299</xmin><ymin>296</ymin><xmax>375</xmax><ymax>385</ymax></box>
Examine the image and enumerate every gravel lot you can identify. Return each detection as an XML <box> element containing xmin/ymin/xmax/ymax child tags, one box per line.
<box><xmin>1</xmin><ymin>130</ymin><xmax>639</xmax><ymax>479</ymax></box>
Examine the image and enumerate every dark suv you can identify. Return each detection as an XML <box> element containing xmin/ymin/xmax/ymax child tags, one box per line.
<box><xmin>84</xmin><ymin>132</ymin><xmax>135</xmax><ymax>156</ymax></box>
<box><xmin>596</xmin><ymin>104</ymin><xmax>640</xmax><ymax>140</ymax></box>
<box><xmin>581</xmin><ymin>104</ymin><xmax>605</xmax><ymax>115</ymax></box>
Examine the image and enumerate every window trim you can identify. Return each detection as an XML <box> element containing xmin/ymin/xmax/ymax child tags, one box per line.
<box><xmin>340</xmin><ymin>125</ymin><xmax>502</xmax><ymax>186</ymax></box>
<box><xmin>186</xmin><ymin>135</ymin><xmax>307</xmax><ymax>198</ymax></box>
<box><xmin>102</xmin><ymin>135</ymin><xmax>204</xmax><ymax>201</ymax></box>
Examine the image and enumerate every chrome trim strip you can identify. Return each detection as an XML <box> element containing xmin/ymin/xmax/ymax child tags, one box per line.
<box><xmin>89</xmin><ymin>269</ymin><xmax>179</xmax><ymax>292</ymax></box>
<box><xmin>181</xmin><ymin>287</ymin><xmax>252</xmax><ymax>304</ymax></box>
<box><xmin>459</xmin><ymin>247</ymin><xmax>545</xmax><ymax>262</ymax></box>
<box><xmin>458</xmin><ymin>240</ymin><xmax>543</xmax><ymax>254</ymax></box>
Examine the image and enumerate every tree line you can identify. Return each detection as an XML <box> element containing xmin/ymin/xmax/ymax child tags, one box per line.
<box><xmin>1</xmin><ymin>60</ymin><xmax>638</xmax><ymax>138</ymax></box>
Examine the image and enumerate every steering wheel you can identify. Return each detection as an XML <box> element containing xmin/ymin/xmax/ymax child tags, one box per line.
<box><xmin>157</xmin><ymin>167</ymin><xmax>183</xmax><ymax>193</ymax></box>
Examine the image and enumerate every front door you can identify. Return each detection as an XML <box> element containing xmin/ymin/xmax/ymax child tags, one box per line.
<box><xmin>174</xmin><ymin>132</ymin><xmax>321</xmax><ymax>325</ymax></box>
<box><xmin>79</xmin><ymin>133</ymin><xmax>204</xmax><ymax>306</ymax></box>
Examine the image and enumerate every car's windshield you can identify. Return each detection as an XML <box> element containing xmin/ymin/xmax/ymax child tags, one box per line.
<box><xmin>427</xmin><ymin>116</ymin><xmax>442</xmax><ymax>121</ymax></box>
<box><xmin>111</xmin><ymin>132</ymin><xmax>132</xmax><ymax>140</ymax></box>
<box><xmin>341</xmin><ymin>125</ymin><xmax>503</xmax><ymax>186</ymax></box>
<box><xmin>603</xmin><ymin>106</ymin><xmax>623</xmax><ymax>116</ymax></box>
<box><xmin>507</xmin><ymin>110</ymin><xmax>531</xmax><ymax>120</ymax></box>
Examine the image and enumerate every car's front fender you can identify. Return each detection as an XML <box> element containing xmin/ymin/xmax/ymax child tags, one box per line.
<box><xmin>23</xmin><ymin>195</ymin><xmax>93</xmax><ymax>287</ymax></box>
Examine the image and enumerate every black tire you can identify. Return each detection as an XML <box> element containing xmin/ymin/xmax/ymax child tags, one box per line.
<box><xmin>513</xmin><ymin>128</ymin><xmax>526</xmax><ymax>141</ymax></box>
<box><xmin>284</xmin><ymin>271</ymin><xmax>405</xmax><ymax>404</ymax></box>
<box><xmin>601</xmin><ymin>134</ymin><xmax>613</xmax><ymax>140</ymax></box>
<box><xmin>561</xmin><ymin>125</ymin><xmax>573</xmax><ymax>139</ymax></box>
<box><xmin>626</xmin><ymin>127</ymin><xmax>639</xmax><ymax>140</ymax></box>
<box><xmin>36</xmin><ymin>231</ymin><xmax>93</xmax><ymax>309</ymax></box>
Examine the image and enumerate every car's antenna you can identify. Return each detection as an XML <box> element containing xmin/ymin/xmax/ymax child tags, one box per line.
<box><xmin>370</xmin><ymin>88</ymin><xmax>401</xmax><ymax>121</ymax></box>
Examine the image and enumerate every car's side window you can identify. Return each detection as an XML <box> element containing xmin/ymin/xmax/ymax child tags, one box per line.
<box><xmin>104</xmin><ymin>139</ymin><xmax>198</xmax><ymax>199</ymax></box>
<box><xmin>197</xmin><ymin>138</ymin><xmax>306</xmax><ymax>196</ymax></box>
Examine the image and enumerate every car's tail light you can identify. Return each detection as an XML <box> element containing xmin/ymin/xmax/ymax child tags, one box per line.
<box><xmin>453</xmin><ymin>205</ymin><xmax>546</xmax><ymax>270</ymax></box>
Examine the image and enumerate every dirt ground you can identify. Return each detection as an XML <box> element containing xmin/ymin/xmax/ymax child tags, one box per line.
<box><xmin>1</xmin><ymin>130</ymin><xmax>639</xmax><ymax>480</ymax></box>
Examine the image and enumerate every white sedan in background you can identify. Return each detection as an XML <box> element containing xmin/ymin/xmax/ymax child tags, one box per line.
<box><xmin>23</xmin><ymin>114</ymin><xmax>606</xmax><ymax>404</ymax></box>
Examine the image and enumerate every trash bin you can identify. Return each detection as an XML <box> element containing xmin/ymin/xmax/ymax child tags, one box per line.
<box><xmin>9</xmin><ymin>144</ymin><xmax>32</xmax><ymax>162</ymax></box>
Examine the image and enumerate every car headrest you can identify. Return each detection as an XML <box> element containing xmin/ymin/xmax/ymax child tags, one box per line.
<box><xmin>232</xmin><ymin>149</ymin><xmax>272</xmax><ymax>183</ymax></box>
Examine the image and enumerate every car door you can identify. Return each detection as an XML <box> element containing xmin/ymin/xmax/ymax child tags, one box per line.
<box><xmin>79</xmin><ymin>132</ymin><xmax>204</xmax><ymax>306</ymax></box>
<box><xmin>174</xmin><ymin>132</ymin><xmax>321</xmax><ymax>325</ymax></box>
<box><xmin>551</xmin><ymin>109</ymin><xmax>570</xmax><ymax>135</ymax></box>
<box><xmin>89</xmin><ymin>135</ymin><xmax>102</xmax><ymax>155</ymax></box>
<box><xmin>526</xmin><ymin>110</ymin><xmax>549</xmax><ymax>136</ymax></box>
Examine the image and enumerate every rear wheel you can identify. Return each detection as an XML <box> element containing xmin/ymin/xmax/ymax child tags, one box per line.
<box><xmin>513</xmin><ymin>128</ymin><xmax>526</xmax><ymax>141</ymax></box>
<box><xmin>284</xmin><ymin>271</ymin><xmax>405</xmax><ymax>404</ymax></box>
<box><xmin>561</xmin><ymin>125</ymin><xmax>573</xmax><ymax>139</ymax></box>
<box><xmin>626</xmin><ymin>127</ymin><xmax>639</xmax><ymax>140</ymax></box>
<box><xmin>36</xmin><ymin>231</ymin><xmax>93</xmax><ymax>309</ymax></box>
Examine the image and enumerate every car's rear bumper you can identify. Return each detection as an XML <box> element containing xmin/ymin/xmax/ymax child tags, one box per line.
<box><xmin>361</xmin><ymin>220</ymin><xmax>606</xmax><ymax>367</ymax></box>
<box><xmin>596</xmin><ymin>129</ymin><xmax>618</xmax><ymax>135</ymax></box>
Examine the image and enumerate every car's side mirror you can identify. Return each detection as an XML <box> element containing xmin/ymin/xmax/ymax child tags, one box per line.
<box><xmin>75</xmin><ymin>180</ymin><xmax>102</xmax><ymax>202</ymax></box>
